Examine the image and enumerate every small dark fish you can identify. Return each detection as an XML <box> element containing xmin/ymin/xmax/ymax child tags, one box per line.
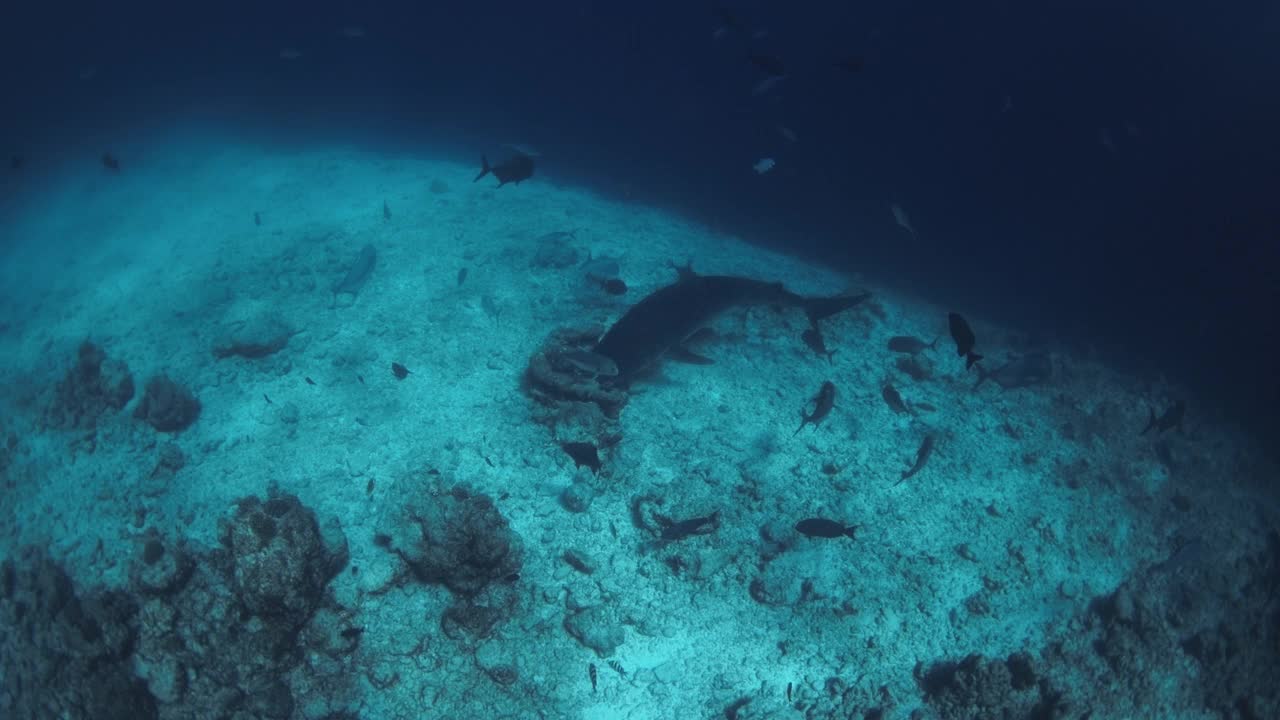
<box><xmin>340</xmin><ymin>627</ymin><xmax>364</xmax><ymax>640</ymax></box>
<box><xmin>786</xmin><ymin>682</ymin><xmax>793</xmax><ymax>702</ymax></box>
<box><xmin>391</xmin><ymin>362</ymin><xmax>410</xmax><ymax>380</ymax></box>
<box><xmin>1141</xmin><ymin>400</ymin><xmax>1185</xmax><ymax>435</ymax></box>
<box><xmin>305</xmin><ymin>377</ymin><xmax>317</xmax><ymax>386</ymax></box>
<box><xmin>887</xmin><ymin>335</ymin><xmax>937</xmax><ymax>355</ymax></box>
<box><xmin>660</xmin><ymin>511</ymin><xmax>719</xmax><ymax>542</ymax></box>
<box><xmin>897</xmin><ymin>434</ymin><xmax>936</xmax><ymax>485</ymax></box>
<box><xmin>474</xmin><ymin>154</ymin><xmax>534</xmax><ymax>186</ymax></box>
<box><xmin>457</xmin><ymin>267</ymin><xmax>468</xmax><ymax>286</ymax></box>
<box><xmin>589</xmin><ymin>663</ymin><xmax>598</xmax><ymax>692</ymax></box>
<box><xmin>947</xmin><ymin>313</ymin><xmax>983</xmax><ymax>369</ymax></box>
<box><xmin>974</xmin><ymin>352</ymin><xmax>1052</xmax><ymax>390</ymax></box>
<box><xmin>373</xmin><ymin>533</ymin><xmax>393</xmax><ymax>547</ymax></box>
<box><xmin>382</xmin><ymin>199</ymin><xmax>391</xmax><ymax>220</ymax></box>
<box><xmin>794</xmin><ymin>380</ymin><xmax>836</xmax><ymax>435</ymax></box>
<box><xmin>357</xmin><ymin>374</ymin><xmax>365</xmax><ymax>384</ymax></box>
<box><xmin>263</xmin><ymin>393</ymin><xmax>273</xmax><ymax>405</ymax></box>
<box><xmin>881</xmin><ymin>384</ymin><xmax>910</xmax><ymax>414</ymax></box>
<box><xmin>101</xmin><ymin>152</ymin><xmax>119</xmax><ymax>171</ymax></box>
<box><xmin>253</xmin><ymin>211</ymin><xmax>261</xmax><ymax>226</ymax></box>
<box><xmin>561</xmin><ymin>441</ymin><xmax>602</xmax><ymax>473</ymax></box>
<box><xmin>801</xmin><ymin>325</ymin><xmax>835</xmax><ymax>363</ymax></box>
<box><xmin>366</xmin><ymin>478</ymin><xmax>375</xmax><ymax>494</ymax></box>
<box><xmin>795</xmin><ymin>518</ymin><xmax>858</xmax><ymax>539</ymax></box>
<box><xmin>748</xmin><ymin>52</ymin><xmax>786</xmax><ymax>77</ymax></box>
<box><xmin>607</xmin><ymin>659</ymin><xmax>627</xmax><ymax>677</ymax></box>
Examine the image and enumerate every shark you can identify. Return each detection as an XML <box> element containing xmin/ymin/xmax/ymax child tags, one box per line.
<box><xmin>589</xmin><ymin>266</ymin><xmax>870</xmax><ymax>383</ymax></box>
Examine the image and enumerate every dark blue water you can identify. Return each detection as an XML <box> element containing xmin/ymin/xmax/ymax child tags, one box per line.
<box><xmin>12</xmin><ymin>0</ymin><xmax>1273</xmax><ymax>440</ymax></box>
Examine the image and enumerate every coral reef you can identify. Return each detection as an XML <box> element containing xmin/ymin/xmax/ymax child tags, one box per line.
<box><xmin>134</xmin><ymin>374</ymin><xmax>201</xmax><ymax>432</ymax></box>
<box><xmin>43</xmin><ymin>340</ymin><xmax>134</xmax><ymax>430</ymax></box>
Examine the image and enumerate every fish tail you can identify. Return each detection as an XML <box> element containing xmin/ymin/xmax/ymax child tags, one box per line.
<box><xmin>843</xmin><ymin>525</ymin><xmax>859</xmax><ymax>540</ymax></box>
<box><xmin>1141</xmin><ymin>408</ymin><xmax>1156</xmax><ymax>435</ymax></box>
<box><xmin>965</xmin><ymin>351</ymin><xmax>984</xmax><ymax>370</ymax></box>
<box><xmin>793</xmin><ymin>416</ymin><xmax>808</xmax><ymax>436</ymax></box>
<box><xmin>473</xmin><ymin>155</ymin><xmax>491</xmax><ymax>182</ymax></box>
<box><xmin>929</xmin><ymin>335</ymin><xmax>940</xmax><ymax>351</ymax></box>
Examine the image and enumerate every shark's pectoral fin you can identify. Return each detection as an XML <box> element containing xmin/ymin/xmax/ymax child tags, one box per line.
<box><xmin>667</xmin><ymin>345</ymin><xmax>715</xmax><ymax>365</ymax></box>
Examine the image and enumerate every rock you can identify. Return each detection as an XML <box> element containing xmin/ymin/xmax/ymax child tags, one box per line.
<box><xmin>563</xmin><ymin>605</ymin><xmax>624</xmax><ymax>657</ymax></box>
<box><xmin>212</xmin><ymin>313</ymin><xmax>295</xmax><ymax>359</ymax></box>
<box><xmin>44</xmin><ymin>340</ymin><xmax>135</xmax><ymax>429</ymax></box>
<box><xmin>134</xmin><ymin>375</ymin><xmax>201</xmax><ymax>432</ymax></box>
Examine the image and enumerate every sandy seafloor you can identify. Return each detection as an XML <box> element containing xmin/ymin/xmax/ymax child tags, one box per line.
<box><xmin>0</xmin><ymin>136</ymin><xmax>1277</xmax><ymax>720</ymax></box>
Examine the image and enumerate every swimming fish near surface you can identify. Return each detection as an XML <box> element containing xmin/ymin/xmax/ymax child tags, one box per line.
<box><xmin>474</xmin><ymin>154</ymin><xmax>534</xmax><ymax>186</ymax></box>
<box><xmin>592</xmin><ymin>266</ymin><xmax>869</xmax><ymax>383</ymax></box>
<box><xmin>794</xmin><ymin>380</ymin><xmax>836</xmax><ymax>435</ymax></box>
<box><xmin>947</xmin><ymin>312</ymin><xmax>983</xmax><ymax>369</ymax></box>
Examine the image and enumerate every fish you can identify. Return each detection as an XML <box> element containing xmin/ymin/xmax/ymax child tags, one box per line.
<box><xmin>895</xmin><ymin>356</ymin><xmax>931</xmax><ymax>381</ymax></box>
<box><xmin>391</xmin><ymin>362</ymin><xmax>410</xmax><ymax>379</ymax></box>
<box><xmin>947</xmin><ymin>312</ymin><xmax>983</xmax><ymax>369</ymax></box>
<box><xmin>801</xmin><ymin>326</ymin><xmax>835</xmax><ymax>363</ymax></box>
<box><xmin>794</xmin><ymin>380</ymin><xmax>836</xmax><ymax>435</ymax></box>
<box><xmin>560</xmin><ymin>350</ymin><xmax>620</xmax><ymax>377</ymax></box>
<box><xmin>891</xmin><ymin>204</ymin><xmax>917</xmax><ymax>238</ymax></box>
<box><xmin>263</xmin><ymin>393</ymin><xmax>273</xmax><ymax>405</ymax></box>
<box><xmin>457</xmin><ymin>267</ymin><xmax>468</xmax><ymax>286</ymax></box>
<box><xmin>753</xmin><ymin>158</ymin><xmax>776</xmax><ymax>175</ymax></box>
<box><xmin>887</xmin><ymin>335</ymin><xmax>937</xmax><ymax>355</ymax></box>
<box><xmin>589</xmin><ymin>663</ymin><xmax>598</xmax><ymax>692</ymax></box>
<box><xmin>1141</xmin><ymin>400</ymin><xmax>1185</xmax><ymax>435</ymax></box>
<box><xmin>659</xmin><ymin>511</ymin><xmax>720</xmax><ymax>541</ymax></box>
<box><xmin>560</xmin><ymin>441</ymin><xmax>602</xmax><ymax>473</ymax></box>
<box><xmin>974</xmin><ymin>352</ymin><xmax>1052</xmax><ymax>390</ymax></box>
<box><xmin>587</xmin><ymin>274</ymin><xmax>628</xmax><ymax>295</ymax></box>
<box><xmin>332</xmin><ymin>244</ymin><xmax>377</xmax><ymax>303</ymax></box>
<box><xmin>357</xmin><ymin>374</ymin><xmax>365</xmax><ymax>384</ymax></box>
<box><xmin>896</xmin><ymin>434</ymin><xmax>935</xmax><ymax>485</ymax></box>
<box><xmin>795</xmin><ymin>518</ymin><xmax>858</xmax><ymax>539</ymax></box>
<box><xmin>474</xmin><ymin>154</ymin><xmax>534</xmax><ymax>186</ymax></box>
<box><xmin>305</xmin><ymin>377</ymin><xmax>317</xmax><ymax>386</ymax></box>
<box><xmin>253</xmin><ymin>211</ymin><xmax>261</xmax><ymax>226</ymax></box>
<box><xmin>382</xmin><ymin>200</ymin><xmax>391</xmax><ymax>220</ymax></box>
<box><xmin>101</xmin><ymin>153</ymin><xmax>120</xmax><ymax>171</ymax></box>
<box><xmin>881</xmin><ymin>384</ymin><xmax>910</xmax><ymax>414</ymax></box>
<box><xmin>592</xmin><ymin>268</ymin><xmax>870</xmax><ymax>382</ymax></box>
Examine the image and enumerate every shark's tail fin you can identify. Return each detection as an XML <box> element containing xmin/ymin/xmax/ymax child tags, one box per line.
<box><xmin>804</xmin><ymin>292</ymin><xmax>871</xmax><ymax>325</ymax></box>
<box><xmin>965</xmin><ymin>351</ymin><xmax>984</xmax><ymax>370</ymax></box>
<box><xmin>474</xmin><ymin>156</ymin><xmax>491</xmax><ymax>182</ymax></box>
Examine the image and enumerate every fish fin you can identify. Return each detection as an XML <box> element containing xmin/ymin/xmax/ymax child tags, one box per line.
<box><xmin>1141</xmin><ymin>408</ymin><xmax>1156</xmax><ymax>435</ymax></box>
<box><xmin>793</xmin><ymin>416</ymin><xmax>808</xmax><ymax>436</ymax></box>
<box><xmin>843</xmin><ymin>525</ymin><xmax>859</xmax><ymax>540</ymax></box>
<box><xmin>473</xmin><ymin>156</ymin><xmax>491</xmax><ymax>182</ymax></box>
<box><xmin>965</xmin><ymin>351</ymin><xmax>984</xmax><ymax>369</ymax></box>
<box><xmin>929</xmin><ymin>335</ymin><xmax>940</xmax><ymax>351</ymax></box>
<box><xmin>667</xmin><ymin>345</ymin><xmax>714</xmax><ymax>365</ymax></box>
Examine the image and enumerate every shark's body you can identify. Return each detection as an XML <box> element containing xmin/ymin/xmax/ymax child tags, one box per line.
<box><xmin>592</xmin><ymin>272</ymin><xmax>869</xmax><ymax>382</ymax></box>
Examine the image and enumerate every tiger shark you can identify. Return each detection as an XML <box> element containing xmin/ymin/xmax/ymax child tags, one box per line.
<box><xmin>589</xmin><ymin>266</ymin><xmax>870</xmax><ymax>383</ymax></box>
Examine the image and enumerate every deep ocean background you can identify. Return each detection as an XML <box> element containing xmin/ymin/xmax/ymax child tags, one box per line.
<box><xmin>4</xmin><ymin>0</ymin><xmax>1278</xmax><ymax>447</ymax></box>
